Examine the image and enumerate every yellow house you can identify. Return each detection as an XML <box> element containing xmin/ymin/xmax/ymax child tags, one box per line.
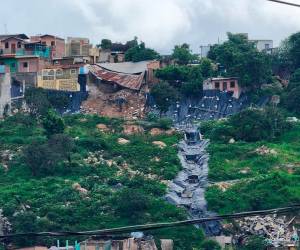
<box><xmin>37</xmin><ymin>65</ymin><xmax>81</xmax><ymax>92</ymax></box>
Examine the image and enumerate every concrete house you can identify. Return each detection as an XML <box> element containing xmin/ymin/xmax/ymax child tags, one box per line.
<box><xmin>0</xmin><ymin>66</ymin><xmax>11</xmax><ymax>118</ymax></box>
<box><xmin>203</xmin><ymin>77</ymin><xmax>243</xmax><ymax>99</ymax></box>
<box><xmin>30</xmin><ymin>34</ymin><xmax>66</xmax><ymax>59</ymax></box>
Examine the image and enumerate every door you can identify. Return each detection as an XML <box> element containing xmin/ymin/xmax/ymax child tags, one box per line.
<box><xmin>223</xmin><ymin>81</ymin><xmax>228</xmax><ymax>91</ymax></box>
<box><xmin>11</xmin><ymin>43</ymin><xmax>16</xmax><ymax>54</ymax></box>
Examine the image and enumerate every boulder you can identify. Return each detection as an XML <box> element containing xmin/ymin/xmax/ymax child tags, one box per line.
<box><xmin>152</xmin><ymin>141</ymin><xmax>167</xmax><ymax>149</ymax></box>
<box><xmin>229</xmin><ymin>138</ymin><xmax>235</xmax><ymax>144</ymax></box>
<box><xmin>118</xmin><ymin>138</ymin><xmax>130</xmax><ymax>145</ymax></box>
<box><xmin>96</xmin><ymin>124</ymin><xmax>109</xmax><ymax>132</ymax></box>
<box><xmin>72</xmin><ymin>183</ymin><xmax>88</xmax><ymax>195</ymax></box>
<box><xmin>123</xmin><ymin>125</ymin><xmax>144</xmax><ymax>135</ymax></box>
<box><xmin>150</xmin><ymin>128</ymin><xmax>164</xmax><ymax>136</ymax></box>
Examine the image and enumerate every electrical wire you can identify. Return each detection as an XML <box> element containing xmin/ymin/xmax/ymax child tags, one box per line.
<box><xmin>267</xmin><ymin>0</ymin><xmax>300</xmax><ymax>7</ymax></box>
<box><xmin>1</xmin><ymin>205</ymin><xmax>300</xmax><ymax>239</ymax></box>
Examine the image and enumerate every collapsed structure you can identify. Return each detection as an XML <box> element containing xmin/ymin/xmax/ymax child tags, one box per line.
<box><xmin>81</xmin><ymin>61</ymin><xmax>160</xmax><ymax>118</ymax></box>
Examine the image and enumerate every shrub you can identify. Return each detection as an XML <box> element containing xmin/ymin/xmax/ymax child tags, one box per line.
<box><xmin>42</xmin><ymin>110</ymin><xmax>65</xmax><ymax>137</ymax></box>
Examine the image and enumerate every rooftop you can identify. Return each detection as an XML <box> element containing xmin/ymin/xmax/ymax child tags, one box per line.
<box><xmin>89</xmin><ymin>64</ymin><xmax>145</xmax><ymax>90</ymax></box>
<box><xmin>98</xmin><ymin>61</ymin><xmax>154</xmax><ymax>74</ymax></box>
<box><xmin>0</xmin><ymin>34</ymin><xmax>29</xmax><ymax>41</ymax></box>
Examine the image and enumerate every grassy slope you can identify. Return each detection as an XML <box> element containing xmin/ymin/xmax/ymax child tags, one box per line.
<box><xmin>206</xmin><ymin>123</ymin><xmax>300</xmax><ymax>214</ymax></box>
<box><xmin>0</xmin><ymin>114</ymin><xmax>204</xmax><ymax>249</ymax></box>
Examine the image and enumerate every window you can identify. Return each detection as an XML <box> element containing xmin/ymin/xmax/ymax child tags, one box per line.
<box><xmin>70</xmin><ymin>69</ymin><xmax>77</xmax><ymax>75</ymax></box>
<box><xmin>42</xmin><ymin>41</ymin><xmax>46</xmax><ymax>45</ymax></box>
<box><xmin>5</xmin><ymin>42</ymin><xmax>9</xmax><ymax>49</ymax></box>
<box><xmin>214</xmin><ymin>82</ymin><xmax>220</xmax><ymax>89</ymax></box>
<box><xmin>223</xmin><ymin>81</ymin><xmax>228</xmax><ymax>90</ymax></box>
<box><xmin>56</xmin><ymin>69</ymin><xmax>63</xmax><ymax>76</ymax></box>
<box><xmin>51</xmin><ymin>41</ymin><xmax>55</xmax><ymax>46</ymax></box>
<box><xmin>17</xmin><ymin>42</ymin><xmax>22</xmax><ymax>48</ymax></box>
<box><xmin>230</xmin><ymin>81</ymin><xmax>235</xmax><ymax>88</ymax></box>
<box><xmin>265</xmin><ymin>44</ymin><xmax>270</xmax><ymax>50</ymax></box>
<box><xmin>23</xmin><ymin>62</ymin><xmax>28</xmax><ymax>68</ymax></box>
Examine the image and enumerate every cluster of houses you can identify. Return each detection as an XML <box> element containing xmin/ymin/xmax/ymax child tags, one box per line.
<box><xmin>0</xmin><ymin>33</ymin><xmax>247</xmax><ymax>118</ymax></box>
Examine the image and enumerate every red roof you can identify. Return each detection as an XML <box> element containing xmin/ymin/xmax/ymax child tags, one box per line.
<box><xmin>45</xmin><ymin>64</ymin><xmax>84</xmax><ymax>69</ymax></box>
<box><xmin>89</xmin><ymin>65</ymin><xmax>144</xmax><ymax>90</ymax></box>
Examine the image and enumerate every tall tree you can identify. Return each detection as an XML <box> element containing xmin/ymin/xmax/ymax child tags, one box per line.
<box><xmin>42</xmin><ymin>110</ymin><xmax>65</xmax><ymax>137</ymax></box>
<box><xmin>99</xmin><ymin>39</ymin><xmax>112</xmax><ymax>50</ymax></box>
<box><xmin>208</xmin><ymin>33</ymin><xmax>272</xmax><ymax>88</ymax></box>
<box><xmin>172</xmin><ymin>43</ymin><xmax>195</xmax><ymax>65</ymax></box>
<box><xmin>125</xmin><ymin>42</ymin><xmax>160</xmax><ymax>62</ymax></box>
<box><xmin>150</xmin><ymin>82</ymin><xmax>179</xmax><ymax>115</ymax></box>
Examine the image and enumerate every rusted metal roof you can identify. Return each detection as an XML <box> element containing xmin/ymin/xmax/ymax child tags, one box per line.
<box><xmin>89</xmin><ymin>65</ymin><xmax>144</xmax><ymax>91</ymax></box>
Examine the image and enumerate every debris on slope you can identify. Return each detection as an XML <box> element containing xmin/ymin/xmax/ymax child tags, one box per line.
<box><xmin>255</xmin><ymin>146</ymin><xmax>278</xmax><ymax>156</ymax></box>
<box><xmin>237</xmin><ymin>215</ymin><xmax>299</xmax><ymax>247</ymax></box>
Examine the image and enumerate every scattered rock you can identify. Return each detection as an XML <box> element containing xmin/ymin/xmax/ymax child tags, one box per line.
<box><xmin>255</xmin><ymin>146</ymin><xmax>278</xmax><ymax>156</ymax></box>
<box><xmin>123</xmin><ymin>125</ymin><xmax>144</xmax><ymax>135</ymax></box>
<box><xmin>165</xmin><ymin>128</ymin><xmax>176</xmax><ymax>135</ymax></box>
<box><xmin>152</xmin><ymin>141</ymin><xmax>167</xmax><ymax>149</ymax></box>
<box><xmin>229</xmin><ymin>138</ymin><xmax>235</xmax><ymax>144</ymax></box>
<box><xmin>118</xmin><ymin>138</ymin><xmax>130</xmax><ymax>145</ymax></box>
<box><xmin>239</xmin><ymin>167</ymin><xmax>250</xmax><ymax>174</ymax></box>
<box><xmin>72</xmin><ymin>183</ymin><xmax>88</xmax><ymax>195</ymax></box>
<box><xmin>150</xmin><ymin>128</ymin><xmax>164</xmax><ymax>136</ymax></box>
<box><xmin>96</xmin><ymin>124</ymin><xmax>110</xmax><ymax>132</ymax></box>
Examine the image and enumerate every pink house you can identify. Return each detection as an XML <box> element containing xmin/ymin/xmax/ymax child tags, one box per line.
<box><xmin>30</xmin><ymin>35</ymin><xmax>65</xmax><ymax>59</ymax></box>
<box><xmin>0</xmin><ymin>37</ymin><xmax>26</xmax><ymax>55</ymax></box>
<box><xmin>17</xmin><ymin>56</ymin><xmax>49</xmax><ymax>73</ymax></box>
<box><xmin>203</xmin><ymin>77</ymin><xmax>243</xmax><ymax>99</ymax></box>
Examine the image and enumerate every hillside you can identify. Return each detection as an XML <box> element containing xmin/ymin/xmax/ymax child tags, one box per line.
<box><xmin>206</xmin><ymin>122</ymin><xmax>300</xmax><ymax>214</ymax></box>
<box><xmin>0</xmin><ymin>114</ymin><xmax>204</xmax><ymax>249</ymax></box>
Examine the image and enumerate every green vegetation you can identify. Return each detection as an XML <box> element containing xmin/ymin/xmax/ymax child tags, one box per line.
<box><xmin>150</xmin><ymin>82</ymin><xmax>179</xmax><ymax>115</ymax></box>
<box><xmin>172</xmin><ymin>43</ymin><xmax>196</xmax><ymax>65</ymax></box>
<box><xmin>125</xmin><ymin>42</ymin><xmax>160</xmax><ymax>62</ymax></box>
<box><xmin>208</xmin><ymin>33</ymin><xmax>272</xmax><ymax>88</ymax></box>
<box><xmin>205</xmin><ymin>116</ymin><xmax>300</xmax><ymax>214</ymax></box>
<box><xmin>0</xmin><ymin>113</ymin><xmax>204</xmax><ymax>249</ymax></box>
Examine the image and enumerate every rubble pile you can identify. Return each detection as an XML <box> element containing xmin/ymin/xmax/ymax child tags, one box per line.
<box><xmin>255</xmin><ymin>146</ymin><xmax>277</xmax><ymax>156</ymax></box>
<box><xmin>0</xmin><ymin>149</ymin><xmax>16</xmax><ymax>170</ymax></box>
<box><xmin>81</xmin><ymin>85</ymin><xmax>146</xmax><ymax>119</ymax></box>
<box><xmin>166</xmin><ymin>126</ymin><xmax>221</xmax><ymax>236</ymax></box>
<box><xmin>238</xmin><ymin>215</ymin><xmax>299</xmax><ymax>247</ymax></box>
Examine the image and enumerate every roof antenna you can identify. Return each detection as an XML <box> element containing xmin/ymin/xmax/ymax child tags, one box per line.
<box><xmin>4</xmin><ymin>24</ymin><xmax>8</xmax><ymax>34</ymax></box>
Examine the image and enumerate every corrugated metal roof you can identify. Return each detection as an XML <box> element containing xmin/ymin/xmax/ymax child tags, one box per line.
<box><xmin>89</xmin><ymin>65</ymin><xmax>144</xmax><ymax>91</ymax></box>
<box><xmin>98</xmin><ymin>61</ymin><xmax>152</xmax><ymax>74</ymax></box>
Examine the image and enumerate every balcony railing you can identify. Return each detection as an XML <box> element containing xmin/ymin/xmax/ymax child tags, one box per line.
<box><xmin>16</xmin><ymin>48</ymin><xmax>51</xmax><ymax>58</ymax></box>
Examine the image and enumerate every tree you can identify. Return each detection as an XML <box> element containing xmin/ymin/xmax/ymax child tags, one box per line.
<box><xmin>125</xmin><ymin>42</ymin><xmax>160</xmax><ymax>62</ymax></box>
<box><xmin>12</xmin><ymin>212</ymin><xmax>38</xmax><ymax>247</ymax></box>
<box><xmin>283</xmin><ymin>86</ymin><xmax>300</xmax><ymax>115</ymax></box>
<box><xmin>25</xmin><ymin>88</ymin><xmax>51</xmax><ymax>117</ymax></box>
<box><xmin>241</xmin><ymin>236</ymin><xmax>268</xmax><ymax>250</ymax></box>
<box><xmin>150</xmin><ymin>82</ymin><xmax>179</xmax><ymax>115</ymax></box>
<box><xmin>181</xmin><ymin>80</ymin><xmax>203</xmax><ymax>97</ymax></box>
<box><xmin>172</xmin><ymin>43</ymin><xmax>195</xmax><ymax>65</ymax></box>
<box><xmin>42</xmin><ymin>110</ymin><xmax>65</xmax><ymax>137</ymax></box>
<box><xmin>112</xmin><ymin>188</ymin><xmax>151</xmax><ymax>221</ymax></box>
<box><xmin>198</xmin><ymin>239</ymin><xmax>221</xmax><ymax>250</ymax></box>
<box><xmin>99</xmin><ymin>39</ymin><xmax>112</xmax><ymax>50</ymax></box>
<box><xmin>23</xmin><ymin>141</ymin><xmax>55</xmax><ymax>176</ymax></box>
<box><xmin>228</xmin><ymin>108</ymin><xmax>289</xmax><ymax>142</ymax></box>
<box><xmin>208</xmin><ymin>33</ymin><xmax>272</xmax><ymax>88</ymax></box>
<box><xmin>23</xmin><ymin>135</ymin><xmax>74</xmax><ymax>176</ymax></box>
<box><xmin>286</xmin><ymin>32</ymin><xmax>300</xmax><ymax>70</ymax></box>
<box><xmin>199</xmin><ymin>58</ymin><xmax>214</xmax><ymax>78</ymax></box>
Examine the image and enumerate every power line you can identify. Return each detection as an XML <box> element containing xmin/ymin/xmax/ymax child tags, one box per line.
<box><xmin>1</xmin><ymin>205</ymin><xmax>300</xmax><ymax>239</ymax></box>
<box><xmin>267</xmin><ymin>0</ymin><xmax>300</xmax><ymax>7</ymax></box>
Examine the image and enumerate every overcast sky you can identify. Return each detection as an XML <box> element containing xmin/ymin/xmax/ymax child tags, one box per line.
<box><xmin>1</xmin><ymin>0</ymin><xmax>300</xmax><ymax>53</ymax></box>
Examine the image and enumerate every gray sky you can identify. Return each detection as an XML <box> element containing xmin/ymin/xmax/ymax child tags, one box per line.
<box><xmin>1</xmin><ymin>0</ymin><xmax>300</xmax><ymax>53</ymax></box>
